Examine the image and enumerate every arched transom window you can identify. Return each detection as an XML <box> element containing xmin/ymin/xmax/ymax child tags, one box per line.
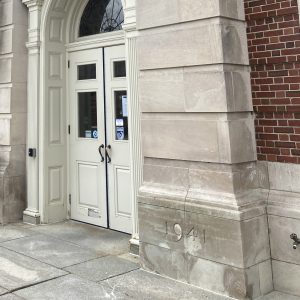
<box><xmin>79</xmin><ymin>0</ymin><xmax>124</xmax><ymax>37</ymax></box>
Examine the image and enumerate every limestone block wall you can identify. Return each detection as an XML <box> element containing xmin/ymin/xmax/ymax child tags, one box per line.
<box><xmin>0</xmin><ymin>0</ymin><xmax>27</xmax><ymax>223</ymax></box>
<box><xmin>136</xmin><ymin>1</ymin><xmax>272</xmax><ymax>299</ymax></box>
<box><xmin>256</xmin><ymin>161</ymin><xmax>300</xmax><ymax>297</ymax></box>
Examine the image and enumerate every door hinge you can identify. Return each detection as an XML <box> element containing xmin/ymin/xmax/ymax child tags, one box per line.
<box><xmin>68</xmin><ymin>60</ymin><xmax>70</xmax><ymax>69</ymax></box>
<box><xmin>69</xmin><ymin>194</ymin><xmax>71</xmax><ymax>205</ymax></box>
<box><xmin>68</xmin><ymin>125</ymin><xmax>70</xmax><ymax>134</ymax></box>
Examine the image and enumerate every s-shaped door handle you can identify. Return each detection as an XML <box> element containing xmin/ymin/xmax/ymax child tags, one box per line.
<box><xmin>98</xmin><ymin>144</ymin><xmax>105</xmax><ymax>162</ymax></box>
<box><xmin>106</xmin><ymin>145</ymin><xmax>111</xmax><ymax>163</ymax></box>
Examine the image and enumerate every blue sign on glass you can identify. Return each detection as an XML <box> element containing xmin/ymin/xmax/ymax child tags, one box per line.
<box><xmin>92</xmin><ymin>129</ymin><xmax>98</xmax><ymax>139</ymax></box>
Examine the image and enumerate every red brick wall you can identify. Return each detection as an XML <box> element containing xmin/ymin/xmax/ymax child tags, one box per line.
<box><xmin>245</xmin><ymin>0</ymin><xmax>300</xmax><ymax>163</ymax></box>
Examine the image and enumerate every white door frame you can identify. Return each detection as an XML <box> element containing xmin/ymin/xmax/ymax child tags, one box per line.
<box><xmin>23</xmin><ymin>0</ymin><xmax>142</xmax><ymax>247</ymax></box>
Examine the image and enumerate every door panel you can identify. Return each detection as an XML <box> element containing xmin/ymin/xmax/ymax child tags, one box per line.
<box><xmin>68</xmin><ymin>45</ymin><xmax>132</xmax><ymax>234</ymax></box>
<box><xmin>77</xmin><ymin>162</ymin><xmax>99</xmax><ymax>208</ymax></box>
<box><xmin>114</xmin><ymin>166</ymin><xmax>132</xmax><ymax>217</ymax></box>
<box><xmin>69</xmin><ymin>49</ymin><xmax>107</xmax><ymax>227</ymax></box>
<box><xmin>104</xmin><ymin>46</ymin><xmax>132</xmax><ymax>234</ymax></box>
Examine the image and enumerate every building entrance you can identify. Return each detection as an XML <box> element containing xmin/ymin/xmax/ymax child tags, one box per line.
<box><xmin>69</xmin><ymin>45</ymin><xmax>132</xmax><ymax>234</ymax></box>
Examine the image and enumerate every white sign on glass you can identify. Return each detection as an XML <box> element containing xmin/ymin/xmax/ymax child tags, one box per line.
<box><xmin>122</xmin><ymin>96</ymin><xmax>128</xmax><ymax>117</ymax></box>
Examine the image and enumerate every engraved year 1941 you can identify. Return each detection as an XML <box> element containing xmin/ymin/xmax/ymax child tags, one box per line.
<box><xmin>165</xmin><ymin>222</ymin><xmax>206</xmax><ymax>242</ymax></box>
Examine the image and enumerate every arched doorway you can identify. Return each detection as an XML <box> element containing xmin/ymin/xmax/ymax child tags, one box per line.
<box><xmin>24</xmin><ymin>0</ymin><xmax>141</xmax><ymax>244</ymax></box>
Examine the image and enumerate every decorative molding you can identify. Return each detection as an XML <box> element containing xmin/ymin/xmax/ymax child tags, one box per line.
<box><xmin>67</xmin><ymin>31</ymin><xmax>125</xmax><ymax>52</ymax></box>
<box><xmin>22</xmin><ymin>0</ymin><xmax>44</xmax><ymax>8</ymax></box>
<box><xmin>26</xmin><ymin>41</ymin><xmax>41</xmax><ymax>49</ymax></box>
<box><xmin>127</xmin><ymin>36</ymin><xmax>142</xmax><ymax>240</ymax></box>
<box><xmin>22</xmin><ymin>0</ymin><xmax>44</xmax><ymax>224</ymax></box>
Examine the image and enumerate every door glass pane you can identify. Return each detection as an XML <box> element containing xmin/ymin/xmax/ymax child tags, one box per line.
<box><xmin>113</xmin><ymin>61</ymin><xmax>126</xmax><ymax>78</ymax></box>
<box><xmin>78</xmin><ymin>92</ymin><xmax>98</xmax><ymax>139</ymax></box>
<box><xmin>114</xmin><ymin>90</ymin><xmax>128</xmax><ymax>141</ymax></box>
<box><xmin>78</xmin><ymin>64</ymin><xmax>96</xmax><ymax>80</ymax></box>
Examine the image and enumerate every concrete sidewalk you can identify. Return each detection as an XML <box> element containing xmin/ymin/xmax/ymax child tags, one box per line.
<box><xmin>0</xmin><ymin>221</ymin><xmax>298</xmax><ymax>300</ymax></box>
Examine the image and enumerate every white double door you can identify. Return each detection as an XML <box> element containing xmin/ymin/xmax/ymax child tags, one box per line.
<box><xmin>69</xmin><ymin>45</ymin><xmax>132</xmax><ymax>234</ymax></box>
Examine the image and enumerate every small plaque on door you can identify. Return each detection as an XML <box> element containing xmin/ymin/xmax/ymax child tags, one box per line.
<box><xmin>88</xmin><ymin>208</ymin><xmax>99</xmax><ymax>218</ymax></box>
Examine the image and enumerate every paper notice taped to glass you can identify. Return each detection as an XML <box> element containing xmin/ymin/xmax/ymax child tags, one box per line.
<box><xmin>122</xmin><ymin>95</ymin><xmax>128</xmax><ymax>117</ymax></box>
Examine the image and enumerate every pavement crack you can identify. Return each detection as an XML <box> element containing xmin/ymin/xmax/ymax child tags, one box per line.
<box><xmin>8</xmin><ymin>274</ymin><xmax>69</xmax><ymax>294</ymax></box>
<box><xmin>97</xmin><ymin>267</ymin><xmax>141</xmax><ymax>283</ymax></box>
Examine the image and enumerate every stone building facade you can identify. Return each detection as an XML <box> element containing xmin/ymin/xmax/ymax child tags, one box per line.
<box><xmin>0</xmin><ymin>0</ymin><xmax>300</xmax><ymax>299</ymax></box>
<box><xmin>0</xmin><ymin>0</ymin><xmax>27</xmax><ymax>223</ymax></box>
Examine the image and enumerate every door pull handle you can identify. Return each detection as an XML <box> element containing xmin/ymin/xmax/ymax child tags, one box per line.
<box><xmin>106</xmin><ymin>145</ymin><xmax>112</xmax><ymax>163</ymax></box>
<box><xmin>98</xmin><ymin>144</ymin><xmax>105</xmax><ymax>162</ymax></box>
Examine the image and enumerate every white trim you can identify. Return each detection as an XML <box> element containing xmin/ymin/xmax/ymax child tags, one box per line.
<box><xmin>67</xmin><ymin>31</ymin><xmax>125</xmax><ymax>52</ymax></box>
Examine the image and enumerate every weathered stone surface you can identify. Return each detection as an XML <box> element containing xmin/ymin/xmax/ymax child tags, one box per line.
<box><xmin>11</xmin><ymin>0</ymin><xmax>28</xmax><ymax>27</ymax></box>
<box><xmin>1</xmin><ymin>234</ymin><xmax>100</xmax><ymax>268</ymax></box>
<box><xmin>0</xmin><ymin>29</ymin><xmax>12</xmax><ymax>55</ymax></box>
<box><xmin>0</xmin><ymin>221</ymin><xmax>288</xmax><ymax>300</ymax></box>
<box><xmin>0</xmin><ymin>88</ymin><xmax>11</xmax><ymax>114</ymax></box>
<box><xmin>142</xmin><ymin>159</ymin><xmax>260</xmax><ymax>204</ymax></box>
<box><xmin>11</xmin><ymin>55</ymin><xmax>27</xmax><ymax>83</ymax></box>
<box><xmin>143</xmin><ymin>163</ymin><xmax>189</xmax><ymax>191</ymax></box>
<box><xmin>269</xmin><ymin>215</ymin><xmax>300</xmax><ymax>265</ymax></box>
<box><xmin>64</xmin><ymin>256</ymin><xmax>139</xmax><ymax>282</ymax></box>
<box><xmin>0</xmin><ymin>224</ymin><xmax>35</xmax><ymax>243</ymax></box>
<box><xmin>0</xmin><ymin>294</ymin><xmax>24</xmax><ymax>300</ymax></box>
<box><xmin>10</xmin><ymin>83</ymin><xmax>27</xmax><ymax>113</ymax></box>
<box><xmin>15</xmin><ymin>275</ymin><xmax>124</xmax><ymax>300</ymax></box>
<box><xmin>241</xmin><ymin>215</ymin><xmax>270</xmax><ymax>267</ymax></box>
<box><xmin>30</xmin><ymin>221</ymin><xmax>130</xmax><ymax>255</ymax></box>
<box><xmin>0</xmin><ymin>0</ymin><xmax>13</xmax><ymax>27</ymax></box>
<box><xmin>228</xmin><ymin>117</ymin><xmax>257</xmax><ymax>163</ymax></box>
<box><xmin>102</xmin><ymin>269</ymin><xmax>226</xmax><ymax>300</ymax></box>
<box><xmin>267</xmin><ymin>190</ymin><xmax>300</xmax><ymax>220</ymax></box>
<box><xmin>140</xmin><ymin>67</ymin><xmax>252</xmax><ymax>113</ymax></box>
<box><xmin>268</xmin><ymin>162</ymin><xmax>300</xmax><ymax>193</ymax></box>
<box><xmin>0</xmin><ymin>118</ymin><xmax>10</xmax><ymax>146</ymax></box>
<box><xmin>188</xmin><ymin>257</ymin><xmax>272</xmax><ymax>299</ymax></box>
<box><xmin>142</xmin><ymin>114</ymin><xmax>256</xmax><ymax>164</ymax></box>
<box><xmin>0</xmin><ymin>0</ymin><xmax>28</xmax><ymax>226</ymax></box>
<box><xmin>0</xmin><ymin>58</ymin><xmax>11</xmax><ymax>84</ymax></box>
<box><xmin>272</xmin><ymin>260</ymin><xmax>300</xmax><ymax>296</ymax></box>
<box><xmin>138</xmin><ymin>20</ymin><xmax>248</xmax><ymax>71</ymax></box>
<box><xmin>10</xmin><ymin>113</ymin><xmax>26</xmax><ymax>145</ymax></box>
<box><xmin>139</xmin><ymin>203</ymin><xmax>186</xmax><ymax>252</ymax></box>
<box><xmin>140</xmin><ymin>243</ymin><xmax>188</xmax><ymax>282</ymax></box>
<box><xmin>2</xmin><ymin>175</ymin><xmax>26</xmax><ymax>223</ymax></box>
<box><xmin>258</xmin><ymin>260</ymin><xmax>274</xmax><ymax>296</ymax></box>
<box><xmin>137</xmin><ymin>0</ymin><xmax>245</xmax><ymax>29</ymax></box>
<box><xmin>0</xmin><ymin>247</ymin><xmax>66</xmax><ymax>291</ymax></box>
<box><xmin>256</xmin><ymin>161</ymin><xmax>270</xmax><ymax>190</ymax></box>
<box><xmin>185</xmin><ymin>68</ymin><xmax>252</xmax><ymax>113</ymax></box>
<box><xmin>5</xmin><ymin>146</ymin><xmax>26</xmax><ymax>176</ymax></box>
<box><xmin>139</xmin><ymin>203</ymin><xmax>269</xmax><ymax>269</ymax></box>
<box><xmin>142</xmin><ymin>117</ymin><xmax>220</xmax><ymax>162</ymax></box>
<box><xmin>263</xmin><ymin>292</ymin><xmax>300</xmax><ymax>300</ymax></box>
<box><xmin>0</xmin><ymin>287</ymin><xmax>7</xmax><ymax>296</ymax></box>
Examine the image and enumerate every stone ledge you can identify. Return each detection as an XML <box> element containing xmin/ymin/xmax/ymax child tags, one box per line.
<box><xmin>139</xmin><ymin>184</ymin><xmax>267</xmax><ymax>221</ymax></box>
<box><xmin>267</xmin><ymin>189</ymin><xmax>300</xmax><ymax>220</ymax></box>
